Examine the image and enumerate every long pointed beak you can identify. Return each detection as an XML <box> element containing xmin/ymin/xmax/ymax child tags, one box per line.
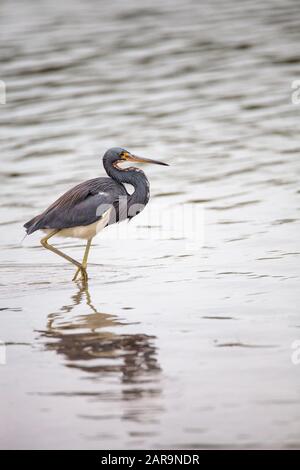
<box><xmin>125</xmin><ymin>154</ymin><xmax>169</xmax><ymax>166</ymax></box>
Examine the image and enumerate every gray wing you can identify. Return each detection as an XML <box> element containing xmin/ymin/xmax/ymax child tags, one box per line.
<box><xmin>24</xmin><ymin>177</ymin><xmax>127</xmax><ymax>234</ymax></box>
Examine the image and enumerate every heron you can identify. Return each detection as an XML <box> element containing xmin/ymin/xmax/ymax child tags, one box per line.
<box><xmin>24</xmin><ymin>147</ymin><xmax>168</xmax><ymax>282</ymax></box>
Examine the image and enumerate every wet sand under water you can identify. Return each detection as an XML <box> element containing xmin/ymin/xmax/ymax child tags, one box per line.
<box><xmin>1</xmin><ymin>0</ymin><xmax>300</xmax><ymax>449</ymax></box>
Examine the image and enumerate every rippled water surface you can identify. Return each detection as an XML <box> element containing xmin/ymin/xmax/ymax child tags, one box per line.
<box><xmin>1</xmin><ymin>0</ymin><xmax>300</xmax><ymax>449</ymax></box>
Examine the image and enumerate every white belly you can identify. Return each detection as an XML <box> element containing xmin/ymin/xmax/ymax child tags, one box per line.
<box><xmin>42</xmin><ymin>209</ymin><xmax>111</xmax><ymax>240</ymax></box>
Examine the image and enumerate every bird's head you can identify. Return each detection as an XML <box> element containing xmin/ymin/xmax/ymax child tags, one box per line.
<box><xmin>103</xmin><ymin>147</ymin><xmax>169</xmax><ymax>170</ymax></box>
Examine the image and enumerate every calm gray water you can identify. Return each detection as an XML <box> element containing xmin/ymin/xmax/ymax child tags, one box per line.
<box><xmin>1</xmin><ymin>0</ymin><xmax>300</xmax><ymax>449</ymax></box>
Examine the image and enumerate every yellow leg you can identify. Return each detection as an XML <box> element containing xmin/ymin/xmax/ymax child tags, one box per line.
<box><xmin>40</xmin><ymin>230</ymin><xmax>87</xmax><ymax>282</ymax></box>
<box><xmin>72</xmin><ymin>238</ymin><xmax>92</xmax><ymax>282</ymax></box>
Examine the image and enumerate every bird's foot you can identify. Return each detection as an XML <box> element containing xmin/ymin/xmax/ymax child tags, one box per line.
<box><xmin>72</xmin><ymin>266</ymin><xmax>88</xmax><ymax>283</ymax></box>
<box><xmin>72</xmin><ymin>266</ymin><xmax>80</xmax><ymax>281</ymax></box>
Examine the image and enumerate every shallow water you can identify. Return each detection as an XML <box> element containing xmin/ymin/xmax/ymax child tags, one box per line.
<box><xmin>1</xmin><ymin>0</ymin><xmax>300</xmax><ymax>449</ymax></box>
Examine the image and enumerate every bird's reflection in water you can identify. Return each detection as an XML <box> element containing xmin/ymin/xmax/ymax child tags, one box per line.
<box><xmin>38</xmin><ymin>283</ymin><xmax>161</xmax><ymax>406</ymax></box>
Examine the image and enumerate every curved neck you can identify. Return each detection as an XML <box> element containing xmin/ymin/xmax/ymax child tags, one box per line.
<box><xmin>104</xmin><ymin>162</ymin><xmax>150</xmax><ymax>207</ymax></box>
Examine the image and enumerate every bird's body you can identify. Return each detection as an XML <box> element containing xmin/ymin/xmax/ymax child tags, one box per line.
<box><xmin>41</xmin><ymin>212</ymin><xmax>110</xmax><ymax>240</ymax></box>
<box><xmin>24</xmin><ymin>177</ymin><xmax>129</xmax><ymax>239</ymax></box>
<box><xmin>24</xmin><ymin>147</ymin><xmax>168</xmax><ymax>282</ymax></box>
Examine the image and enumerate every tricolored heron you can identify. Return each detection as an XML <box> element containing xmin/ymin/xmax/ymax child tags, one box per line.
<box><xmin>24</xmin><ymin>147</ymin><xmax>168</xmax><ymax>282</ymax></box>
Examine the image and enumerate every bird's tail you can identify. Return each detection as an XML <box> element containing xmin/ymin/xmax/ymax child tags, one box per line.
<box><xmin>23</xmin><ymin>215</ymin><xmax>41</xmax><ymax>235</ymax></box>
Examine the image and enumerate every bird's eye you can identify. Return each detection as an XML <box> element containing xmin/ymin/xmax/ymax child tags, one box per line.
<box><xmin>121</xmin><ymin>152</ymin><xmax>129</xmax><ymax>160</ymax></box>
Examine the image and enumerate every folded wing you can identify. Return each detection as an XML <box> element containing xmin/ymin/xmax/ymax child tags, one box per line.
<box><xmin>24</xmin><ymin>177</ymin><xmax>127</xmax><ymax>235</ymax></box>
